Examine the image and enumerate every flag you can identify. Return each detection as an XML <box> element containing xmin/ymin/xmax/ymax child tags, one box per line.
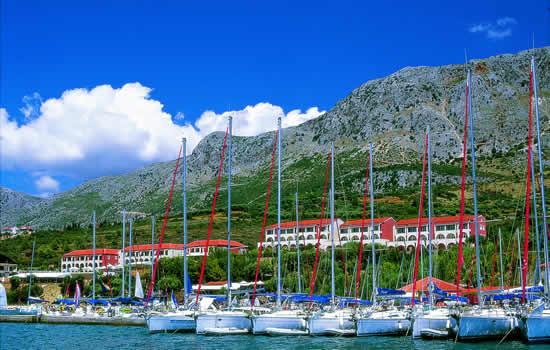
<box><xmin>170</xmin><ymin>290</ymin><xmax>178</xmax><ymax>309</ymax></box>
<box><xmin>98</xmin><ymin>279</ymin><xmax>108</xmax><ymax>295</ymax></box>
<box><xmin>134</xmin><ymin>270</ymin><xmax>144</xmax><ymax>299</ymax></box>
<box><xmin>74</xmin><ymin>282</ymin><xmax>81</xmax><ymax>306</ymax></box>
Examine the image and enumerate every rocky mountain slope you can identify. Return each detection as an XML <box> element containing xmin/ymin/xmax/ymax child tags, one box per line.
<box><xmin>2</xmin><ymin>47</ymin><xmax>549</xmax><ymax>229</ymax></box>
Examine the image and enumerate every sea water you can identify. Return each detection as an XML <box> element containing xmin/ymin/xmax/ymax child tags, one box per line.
<box><xmin>0</xmin><ymin>323</ymin><xmax>542</xmax><ymax>349</ymax></box>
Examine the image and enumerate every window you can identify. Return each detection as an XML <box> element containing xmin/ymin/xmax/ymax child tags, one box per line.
<box><xmin>322</xmin><ymin>225</ymin><xmax>328</xmax><ymax>232</ymax></box>
<box><xmin>446</xmin><ymin>224</ymin><xmax>455</xmax><ymax>231</ymax></box>
<box><xmin>267</xmin><ymin>229</ymin><xmax>273</xmax><ymax>235</ymax></box>
<box><xmin>299</xmin><ymin>228</ymin><xmax>305</xmax><ymax>233</ymax></box>
<box><xmin>397</xmin><ymin>228</ymin><xmax>405</xmax><ymax>234</ymax></box>
<box><xmin>436</xmin><ymin>225</ymin><xmax>446</xmax><ymax>231</ymax></box>
<box><xmin>421</xmin><ymin>225</ymin><xmax>427</xmax><ymax>232</ymax></box>
<box><xmin>341</xmin><ymin>228</ymin><xmax>349</xmax><ymax>234</ymax></box>
<box><xmin>408</xmin><ymin>227</ymin><xmax>417</xmax><ymax>233</ymax></box>
<box><xmin>373</xmin><ymin>225</ymin><xmax>380</xmax><ymax>231</ymax></box>
<box><xmin>352</xmin><ymin>228</ymin><xmax>360</xmax><ymax>233</ymax></box>
<box><xmin>307</xmin><ymin>227</ymin><xmax>314</xmax><ymax>233</ymax></box>
<box><xmin>463</xmin><ymin>223</ymin><xmax>469</xmax><ymax>229</ymax></box>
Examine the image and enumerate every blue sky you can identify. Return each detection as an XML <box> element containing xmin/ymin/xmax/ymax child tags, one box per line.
<box><xmin>1</xmin><ymin>0</ymin><xmax>548</xmax><ymax>197</ymax></box>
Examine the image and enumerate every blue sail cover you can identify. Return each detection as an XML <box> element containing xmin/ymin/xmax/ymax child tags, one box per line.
<box><xmin>56</xmin><ymin>299</ymin><xmax>76</xmax><ymax>305</ymax></box>
<box><xmin>87</xmin><ymin>299</ymin><xmax>109</xmax><ymax>306</ymax></box>
<box><xmin>431</xmin><ymin>284</ymin><xmax>448</xmax><ymax>297</ymax></box>
<box><xmin>377</xmin><ymin>288</ymin><xmax>405</xmax><ymax>296</ymax></box>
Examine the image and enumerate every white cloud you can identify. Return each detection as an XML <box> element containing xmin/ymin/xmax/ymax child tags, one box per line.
<box><xmin>35</xmin><ymin>175</ymin><xmax>60</xmax><ymax>192</ymax></box>
<box><xmin>468</xmin><ymin>17</ymin><xmax>517</xmax><ymax>40</ymax></box>
<box><xmin>0</xmin><ymin>83</ymin><xmax>324</xmax><ymax>179</ymax></box>
<box><xmin>19</xmin><ymin>92</ymin><xmax>43</xmax><ymax>121</ymax></box>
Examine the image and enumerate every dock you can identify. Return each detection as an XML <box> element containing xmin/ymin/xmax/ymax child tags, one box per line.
<box><xmin>0</xmin><ymin>314</ymin><xmax>146</xmax><ymax>327</ymax></box>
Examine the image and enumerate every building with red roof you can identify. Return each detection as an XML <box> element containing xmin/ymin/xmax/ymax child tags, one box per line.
<box><xmin>61</xmin><ymin>248</ymin><xmax>119</xmax><ymax>272</ymax></box>
<box><xmin>340</xmin><ymin>217</ymin><xmax>396</xmax><ymax>245</ymax></box>
<box><xmin>260</xmin><ymin>218</ymin><xmax>344</xmax><ymax>251</ymax></box>
<box><xmin>1</xmin><ymin>225</ymin><xmax>33</xmax><ymax>240</ymax></box>
<box><xmin>391</xmin><ymin>215</ymin><xmax>486</xmax><ymax>251</ymax></box>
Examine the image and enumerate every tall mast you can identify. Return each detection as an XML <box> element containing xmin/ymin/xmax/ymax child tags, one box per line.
<box><xmin>183</xmin><ymin>137</ymin><xmax>188</xmax><ymax>306</ymax></box>
<box><xmin>151</xmin><ymin>216</ymin><xmax>154</xmax><ymax>281</ymax></box>
<box><xmin>277</xmin><ymin>116</ymin><xmax>282</xmax><ymax>308</ymax></box>
<box><xmin>467</xmin><ymin>69</ymin><xmax>483</xmax><ymax>306</ymax></box>
<box><xmin>122</xmin><ymin>209</ymin><xmax>126</xmax><ymax>297</ymax></box>
<box><xmin>499</xmin><ymin>228</ymin><xmax>504</xmax><ymax>290</ymax></box>
<box><xmin>92</xmin><ymin>210</ymin><xmax>96</xmax><ymax>302</ymax></box>
<box><xmin>295</xmin><ymin>190</ymin><xmax>301</xmax><ymax>294</ymax></box>
<box><xmin>532</xmin><ymin>55</ymin><xmax>550</xmax><ymax>298</ymax></box>
<box><xmin>530</xmin><ymin>147</ymin><xmax>542</xmax><ymax>285</ymax></box>
<box><xmin>427</xmin><ymin>125</ymin><xmax>433</xmax><ymax>309</ymax></box>
<box><xmin>227</xmin><ymin>116</ymin><xmax>232</xmax><ymax>309</ymax></box>
<box><xmin>129</xmin><ymin>217</ymin><xmax>133</xmax><ymax>297</ymax></box>
<box><xmin>369</xmin><ymin>144</ymin><xmax>376</xmax><ymax>305</ymax></box>
<box><xmin>27</xmin><ymin>239</ymin><xmax>35</xmax><ymax>305</ymax></box>
<box><xmin>330</xmin><ymin>142</ymin><xmax>335</xmax><ymax>306</ymax></box>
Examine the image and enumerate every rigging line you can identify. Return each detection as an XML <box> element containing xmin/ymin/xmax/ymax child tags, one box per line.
<box><xmin>251</xmin><ymin>131</ymin><xmax>278</xmax><ymax>306</ymax></box>
<box><xmin>335</xmin><ymin>220</ymin><xmax>350</xmax><ymax>296</ymax></box>
<box><xmin>194</xmin><ymin>128</ymin><xmax>229</xmax><ymax>307</ymax></box>
<box><xmin>360</xmin><ymin>257</ymin><xmax>369</xmax><ymax>300</ymax></box>
<box><xmin>411</xmin><ymin>131</ymin><xmax>429</xmax><ymax>306</ymax></box>
<box><xmin>490</xmin><ymin>235</ymin><xmax>498</xmax><ymax>288</ymax></box>
<box><xmin>145</xmin><ymin>145</ymin><xmax>182</xmax><ymax>307</ymax></box>
<box><xmin>309</xmin><ymin>152</ymin><xmax>331</xmax><ymax>308</ymax></box>
<box><xmin>522</xmin><ymin>65</ymin><xmax>534</xmax><ymax>303</ymax></box>
<box><xmin>456</xmin><ymin>75</ymin><xmax>470</xmax><ymax>300</ymax></box>
<box><xmin>99</xmin><ymin>235</ymin><xmax>113</xmax><ymax>298</ymax></box>
<box><xmin>355</xmin><ymin>150</ymin><xmax>370</xmax><ymax>308</ymax></box>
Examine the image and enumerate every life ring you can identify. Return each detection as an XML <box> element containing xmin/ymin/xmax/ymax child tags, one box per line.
<box><xmin>97</xmin><ymin>308</ymin><xmax>104</xmax><ymax>315</ymax></box>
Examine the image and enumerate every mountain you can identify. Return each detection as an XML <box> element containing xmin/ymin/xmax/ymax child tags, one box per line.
<box><xmin>2</xmin><ymin>47</ymin><xmax>549</xmax><ymax>231</ymax></box>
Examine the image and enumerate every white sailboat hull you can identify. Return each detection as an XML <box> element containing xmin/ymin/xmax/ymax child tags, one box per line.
<box><xmin>356</xmin><ymin>310</ymin><xmax>411</xmax><ymax>336</ymax></box>
<box><xmin>412</xmin><ymin>309</ymin><xmax>455</xmax><ymax>339</ymax></box>
<box><xmin>308</xmin><ymin>311</ymin><xmax>355</xmax><ymax>336</ymax></box>
<box><xmin>196</xmin><ymin>311</ymin><xmax>251</xmax><ymax>335</ymax></box>
<box><xmin>252</xmin><ymin>311</ymin><xmax>308</xmax><ymax>335</ymax></box>
<box><xmin>457</xmin><ymin>310</ymin><xmax>519</xmax><ymax>341</ymax></box>
<box><xmin>146</xmin><ymin>312</ymin><xmax>196</xmax><ymax>333</ymax></box>
<box><xmin>521</xmin><ymin>310</ymin><xmax>550</xmax><ymax>343</ymax></box>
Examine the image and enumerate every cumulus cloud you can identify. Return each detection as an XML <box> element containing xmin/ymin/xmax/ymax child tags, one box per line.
<box><xmin>468</xmin><ymin>17</ymin><xmax>517</xmax><ymax>39</ymax></box>
<box><xmin>35</xmin><ymin>175</ymin><xmax>60</xmax><ymax>192</ymax></box>
<box><xmin>0</xmin><ymin>83</ymin><xmax>324</xmax><ymax>180</ymax></box>
<box><xmin>19</xmin><ymin>92</ymin><xmax>43</xmax><ymax>121</ymax></box>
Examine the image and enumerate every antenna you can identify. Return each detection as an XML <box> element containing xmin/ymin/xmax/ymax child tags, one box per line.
<box><xmin>464</xmin><ymin>48</ymin><xmax>468</xmax><ymax>73</ymax></box>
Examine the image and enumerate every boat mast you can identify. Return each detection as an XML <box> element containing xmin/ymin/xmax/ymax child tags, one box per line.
<box><xmin>369</xmin><ymin>144</ymin><xmax>376</xmax><ymax>305</ymax></box>
<box><xmin>122</xmin><ymin>209</ymin><xmax>126</xmax><ymax>297</ymax></box>
<box><xmin>227</xmin><ymin>116</ymin><xmax>232</xmax><ymax>309</ymax></box>
<box><xmin>277</xmin><ymin>116</ymin><xmax>282</xmax><ymax>308</ymax></box>
<box><xmin>499</xmin><ymin>228</ymin><xmax>504</xmax><ymax>290</ymax></box>
<box><xmin>532</xmin><ymin>55</ymin><xmax>550</xmax><ymax>298</ymax></box>
<box><xmin>529</xmin><ymin>143</ymin><xmax>542</xmax><ymax>286</ymax></box>
<box><xmin>27</xmin><ymin>239</ymin><xmax>35</xmax><ymax>305</ymax></box>
<box><xmin>296</xmin><ymin>189</ymin><xmax>301</xmax><ymax>294</ymax></box>
<box><xmin>129</xmin><ymin>217</ymin><xmax>133</xmax><ymax>297</ymax></box>
<box><xmin>331</xmin><ymin>142</ymin><xmax>335</xmax><ymax>306</ymax></box>
<box><xmin>183</xmin><ymin>137</ymin><xmax>188</xmax><ymax>306</ymax></box>
<box><xmin>92</xmin><ymin>210</ymin><xmax>96</xmax><ymax>303</ymax></box>
<box><xmin>151</xmin><ymin>216</ymin><xmax>154</xmax><ymax>289</ymax></box>
<box><xmin>427</xmin><ymin>126</ymin><xmax>433</xmax><ymax>309</ymax></box>
<box><xmin>467</xmin><ymin>68</ymin><xmax>483</xmax><ymax>306</ymax></box>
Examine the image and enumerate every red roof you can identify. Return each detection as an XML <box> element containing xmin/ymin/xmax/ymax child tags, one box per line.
<box><xmin>21</xmin><ymin>226</ymin><xmax>33</xmax><ymax>230</ymax></box>
<box><xmin>400</xmin><ymin>277</ymin><xmax>463</xmax><ymax>293</ymax></box>
<box><xmin>205</xmin><ymin>281</ymin><xmax>228</xmax><ymax>285</ymax></box>
<box><xmin>187</xmin><ymin>240</ymin><xmax>246</xmax><ymax>248</ymax></box>
<box><xmin>122</xmin><ymin>243</ymin><xmax>184</xmax><ymax>252</ymax></box>
<box><xmin>341</xmin><ymin>217</ymin><xmax>393</xmax><ymax>228</ymax></box>
<box><xmin>266</xmin><ymin>219</ymin><xmax>336</xmax><ymax>230</ymax></box>
<box><xmin>64</xmin><ymin>249</ymin><xmax>119</xmax><ymax>257</ymax></box>
<box><xmin>396</xmin><ymin>216</ymin><xmax>478</xmax><ymax>226</ymax></box>
<box><xmin>2</xmin><ymin>227</ymin><xmax>13</xmax><ymax>230</ymax></box>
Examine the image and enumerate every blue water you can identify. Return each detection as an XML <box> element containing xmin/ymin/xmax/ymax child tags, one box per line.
<box><xmin>0</xmin><ymin>323</ymin><xmax>548</xmax><ymax>349</ymax></box>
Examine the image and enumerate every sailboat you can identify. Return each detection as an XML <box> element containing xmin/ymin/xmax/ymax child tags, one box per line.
<box><xmin>454</xmin><ymin>68</ymin><xmax>520</xmax><ymax>341</ymax></box>
<box><xmin>308</xmin><ymin>143</ymin><xmax>355</xmax><ymax>336</ymax></box>
<box><xmin>519</xmin><ymin>54</ymin><xmax>550</xmax><ymax>343</ymax></box>
<box><xmin>411</xmin><ymin>126</ymin><xmax>457</xmax><ymax>339</ymax></box>
<box><xmin>195</xmin><ymin>116</ymin><xmax>252</xmax><ymax>335</ymax></box>
<box><xmin>252</xmin><ymin>117</ymin><xmax>309</xmax><ymax>336</ymax></box>
<box><xmin>356</xmin><ymin>144</ymin><xmax>411</xmax><ymax>336</ymax></box>
<box><xmin>147</xmin><ymin>137</ymin><xmax>196</xmax><ymax>333</ymax></box>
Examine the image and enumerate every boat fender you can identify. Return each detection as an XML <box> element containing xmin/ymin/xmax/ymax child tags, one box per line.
<box><xmin>59</xmin><ymin>306</ymin><xmax>64</xmax><ymax>312</ymax></box>
<box><xmin>398</xmin><ymin>321</ymin><xmax>402</xmax><ymax>329</ymax></box>
<box><xmin>97</xmin><ymin>308</ymin><xmax>104</xmax><ymax>315</ymax></box>
<box><xmin>446</xmin><ymin>319</ymin><xmax>451</xmax><ymax>329</ymax></box>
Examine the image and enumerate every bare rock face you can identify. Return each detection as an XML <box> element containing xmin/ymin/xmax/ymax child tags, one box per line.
<box><xmin>2</xmin><ymin>47</ymin><xmax>549</xmax><ymax>229</ymax></box>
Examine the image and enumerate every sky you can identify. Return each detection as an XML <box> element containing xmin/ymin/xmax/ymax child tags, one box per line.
<box><xmin>1</xmin><ymin>0</ymin><xmax>549</xmax><ymax>198</ymax></box>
